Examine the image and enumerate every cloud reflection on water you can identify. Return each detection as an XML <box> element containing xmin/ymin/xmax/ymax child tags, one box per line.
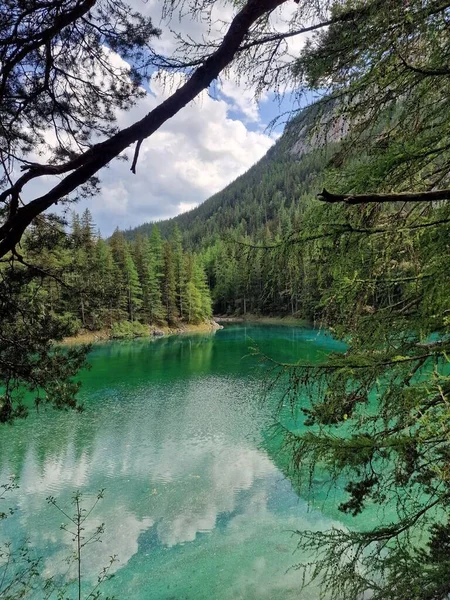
<box><xmin>0</xmin><ymin>333</ymin><xmax>345</xmax><ymax>599</ymax></box>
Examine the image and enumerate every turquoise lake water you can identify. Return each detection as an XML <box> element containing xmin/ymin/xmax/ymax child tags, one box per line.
<box><xmin>0</xmin><ymin>324</ymin><xmax>351</xmax><ymax>599</ymax></box>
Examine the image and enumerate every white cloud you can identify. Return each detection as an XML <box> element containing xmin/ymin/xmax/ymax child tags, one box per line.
<box><xmin>178</xmin><ymin>201</ymin><xmax>197</xmax><ymax>213</ymax></box>
<box><xmin>97</xmin><ymin>182</ymin><xmax>130</xmax><ymax>219</ymax></box>
<box><xmin>23</xmin><ymin>0</ymin><xmax>316</xmax><ymax>234</ymax></box>
<box><xmin>71</xmin><ymin>0</ymin><xmax>312</xmax><ymax>233</ymax></box>
<box><xmin>220</xmin><ymin>77</ymin><xmax>267</xmax><ymax>123</ymax></box>
<box><xmin>73</xmin><ymin>72</ymin><xmax>275</xmax><ymax>234</ymax></box>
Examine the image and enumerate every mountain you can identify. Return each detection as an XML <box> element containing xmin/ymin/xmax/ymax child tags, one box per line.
<box><xmin>123</xmin><ymin>103</ymin><xmax>342</xmax><ymax>317</ymax></box>
<box><xmin>124</xmin><ymin>104</ymin><xmax>336</xmax><ymax>249</ymax></box>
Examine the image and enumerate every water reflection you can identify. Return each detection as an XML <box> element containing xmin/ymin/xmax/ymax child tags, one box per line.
<box><xmin>0</xmin><ymin>327</ymin><xmax>346</xmax><ymax>599</ymax></box>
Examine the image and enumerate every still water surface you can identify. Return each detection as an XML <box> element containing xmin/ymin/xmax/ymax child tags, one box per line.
<box><xmin>0</xmin><ymin>325</ymin><xmax>348</xmax><ymax>599</ymax></box>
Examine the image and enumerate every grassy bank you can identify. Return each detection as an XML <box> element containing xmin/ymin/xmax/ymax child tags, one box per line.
<box><xmin>62</xmin><ymin>321</ymin><xmax>222</xmax><ymax>345</ymax></box>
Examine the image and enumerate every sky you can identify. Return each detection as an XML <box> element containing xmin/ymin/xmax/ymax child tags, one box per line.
<box><xmin>53</xmin><ymin>0</ymin><xmax>309</xmax><ymax>236</ymax></box>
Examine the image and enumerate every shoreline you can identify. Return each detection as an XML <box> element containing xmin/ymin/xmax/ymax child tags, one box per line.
<box><xmin>62</xmin><ymin>315</ymin><xmax>310</xmax><ymax>345</ymax></box>
<box><xmin>214</xmin><ymin>314</ymin><xmax>310</xmax><ymax>327</ymax></box>
<box><xmin>62</xmin><ymin>320</ymin><xmax>222</xmax><ymax>345</ymax></box>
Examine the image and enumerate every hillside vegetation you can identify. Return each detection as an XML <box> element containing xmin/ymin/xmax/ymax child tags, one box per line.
<box><xmin>125</xmin><ymin>107</ymin><xmax>339</xmax><ymax>318</ymax></box>
<box><xmin>14</xmin><ymin>212</ymin><xmax>213</xmax><ymax>341</ymax></box>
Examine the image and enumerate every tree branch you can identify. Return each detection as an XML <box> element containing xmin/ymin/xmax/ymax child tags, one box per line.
<box><xmin>130</xmin><ymin>139</ymin><xmax>143</xmax><ymax>174</ymax></box>
<box><xmin>0</xmin><ymin>0</ymin><xmax>96</xmax><ymax>102</ymax></box>
<box><xmin>318</xmin><ymin>187</ymin><xmax>450</xmax><ymax>205</ymax></box>
<box><xmin>0</xmin><ymin>0</ymin><xmax>288</xmax><ymax>259</ymax></box>
<box><xmin>397</xmin><ymin>51</ymin><xmax>450</xmax><ymax>77</ymax></box>
<box><xmin>155</xmin><ymin>2</ymin><xmax>385</xmax><ymax>71</ymax></box>
<box><xmin>238</xmin><ymin>0</ymin><xmax>385</xmax><ymax>52</ymax></box>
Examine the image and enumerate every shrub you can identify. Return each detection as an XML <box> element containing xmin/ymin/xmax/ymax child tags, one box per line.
<box><xmin>110</xmin><ymin>320</ymin><xmax>148</xmax><ymax>339</ymax></box>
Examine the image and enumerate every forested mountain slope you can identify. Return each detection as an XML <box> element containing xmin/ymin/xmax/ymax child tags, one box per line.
<box><xmin>125</xmin><ymin>105</ymin><xmax>333</xmax><ymax>249</ymax></box>
<box><xmin>125</xmin><ymin>104</ymin><xmax>340</xmax><ymax>317</ymax></box>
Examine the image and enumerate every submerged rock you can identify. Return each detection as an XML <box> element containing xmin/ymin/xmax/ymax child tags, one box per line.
<box><xmin>151</xmin><ymin>328</ymin><xmax>165</xmax><ymax>337</ymax></box>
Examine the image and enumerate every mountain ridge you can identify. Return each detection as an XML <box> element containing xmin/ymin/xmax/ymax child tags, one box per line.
<box><xmin>123</xmin><ymin>102</ymin><xmax>334</xmax><ymax>247</ymax></box>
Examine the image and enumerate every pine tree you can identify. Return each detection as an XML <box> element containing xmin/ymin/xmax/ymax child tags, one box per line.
<box><xmin>183</xmin><ymin>254</ymin><xmax>212</xmax><ymax>323</ymax></box>
<box><xmin>171</xmin><ymin>225</ymin><xmax>186</xmax><ymax>318</ymax></box>
<box><xmin>68</xmin><ymin>210</ymin><xmax>103</xmax><ymax>329</ymax></box>
<box><xmin>162</xmin><ymin>241</ymin><xmax>178</xmax><ymax>325</ymax></box>
<box><xmin>133</xmin><ymin>234</ymin><xmax>164</xmax><ymax>324</ymax></box>
<box><xmin>148</xmin><ymin>226</ymin><xmax>165</xmax><ymax>323</ymax></box>
<box><xmin>80</xmin><ymin>209</ymin><xmax>96</xmax><ymax>251</ymax></box>
<box><xmin>25</xmin><ymin>216</ymin><xmax>72</xmax><ymax>317</ymax></box>
<box><xmin>193</xmin><ymin>256</ymin><xmax>212</xmax><ymax>321</ymax></box>
<box><xmin>132</xmin><ymin>234</ymin><xmax>150</xmax><ymax>319</ymax></box>
<box><xmin>70</xmin><ymin>212</ymin><xmax>90</xmax><ymax>328</ymax></box>
<box><xmin>94</xmin><ymin>237</ymin><xmax>119</xmax><ymax>327</ymax></box>
<box><xmin>71</xmin><ymin>212</ymin><xmax>82</xmax><ymax>249</ymax></box>
<box><xmin>122</xmin><ymin>245</ymin><xmax>142</xmax><ymax>322</ymax></box>
<box><xmin>109</xmin><ymin>229</ymin><xmax>142</xmax><ymax>322</ymax></box>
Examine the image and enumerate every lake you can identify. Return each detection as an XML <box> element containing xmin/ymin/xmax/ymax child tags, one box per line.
<box><xmin>0</xmin><ymin>324</ymin><xmax>350</xmax><ymax>599</ymax></box>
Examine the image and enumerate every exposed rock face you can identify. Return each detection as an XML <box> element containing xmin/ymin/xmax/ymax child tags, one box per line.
<box><xmin>284</xmin><ymin>102</ymin><xmax>349</xmax><ymax>158</ymax></box>
<box><xmin>289</xmin><ymin>116</ymin><xmax>349</xmax><ymax>157</ymax></box>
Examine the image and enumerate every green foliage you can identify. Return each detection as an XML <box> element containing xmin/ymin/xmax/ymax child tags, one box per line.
<box><xmin>183</xmin><ymin>254</ymin><xmax>212</xmax><ymax>323</ymax></box>
<box><xmin>59</xmin><ymin>217</ymin><xmax>212</xmax><ymax>334</ymax></box>
<box><xmin>263</xmin><ymin>194</ymin><xmax>450</xmax><ymax>598</ymax></box>
<box><xmin>147</xmin><ymin>226</ymin><xmax>166</xmax><ymax>323</ymax></box>
<box><xmin>124</xmin><ymin>114</ymin><xmax>334</xmax><ymax>318</ymax></box>
<box><xmin>294</xmin><ymin>0</ymin><xmax>450</xmax><ymax>196</ymax></box>
<box><xmin>0</xmin><ymin>258</ymin><xmax>89</xmax><ymax>424</ymax></box>
<box><xmin>2</xmin><ymin>2</ymin><xmax>448</xmax><ymax>594</ymax></box>
<box><xmin>257</xmin><ymin>2</ymin><xmax>450</xmax><ymax>598</ymax></box>
<box><xmin>162</xmin><ymin>240</ymin><xmax>179</xmax><ymax>325</ymax></box>
<box><xmin>171</xmin><ymin>225</ymin><xmax>186</xmax><ymax>318</ymax></box>
<box><xmin>110</xmin><ymin>320</ymin><xmax>148</xmax><ymax>339</ymax></box>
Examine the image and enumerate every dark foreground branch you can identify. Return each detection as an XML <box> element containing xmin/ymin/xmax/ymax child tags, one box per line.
<box><xmin>318</xmin><ymin>188</ymin><xmax>450</xmax><ymax>204</ymax></box>
<box><xmin>0</xmin><ymin>0</ymin><xmax>288</xmax><ymax>259</ymax></box>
